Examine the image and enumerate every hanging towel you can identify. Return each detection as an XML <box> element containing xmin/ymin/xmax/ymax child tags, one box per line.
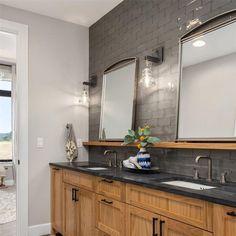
<box><xmin>66</xmin><ymin>123</ymin><xmax>78</xmax><ymax>162</ymax></box>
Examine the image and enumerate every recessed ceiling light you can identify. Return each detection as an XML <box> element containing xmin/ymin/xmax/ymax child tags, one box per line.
<box><xmin>193</xmin><ymin>40</ymin><xmax>206</xmax><ymax>47</ymax></box>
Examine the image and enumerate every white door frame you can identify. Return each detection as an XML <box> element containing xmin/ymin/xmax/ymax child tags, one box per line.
<box><xmin>0</xmin><ymin>19</ymin><xmax>28</xmax><ymax>236</ymax></box>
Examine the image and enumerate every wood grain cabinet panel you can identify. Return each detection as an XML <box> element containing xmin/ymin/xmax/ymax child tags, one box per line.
<box><xmin>96</xmin><ymin>194</ymin><xmax>125</xmax><ymax>236</ymax></box>
<box><xmin>63</xmin><ymin>170</ymin><xmax>94</xmax><ymax>190</ymax></box>
<box><xmin>77</xmin><ymin>188</ymin><xmax>95</xmax><ymax>236</ymax></box>
<box><xmin>50</xmin><ymin>167</ymin><xmax>63</xmax><ymax>234</ymax></box>
<box><xmin>213</xmin><ymin>204</ymin><xmax>236</xmax><ymax>236</ymax></box>
<box><xmin>95</xmin><ymin>229</ymin><xmax>111</xmax><ymax>236</ymax></box>
<box><xmin>63</xmin><ymin>183</ymin><xmax>95</xmax><ymax>236</ymax></box>
<box><xmin>63</xmin><ymin>183</ymin><xmax>77</xmax><ymax>236</ymax></box>
<box><xmin>126</xmin><ymin>205</ymin><xmax>160</xmax><ymax>236</ymax></box>
<box><xmin>96</xmin><ymin>177</ymin><xmax>126</xmax><ymax>201</ymax></box>
<box><xmin>160</xmin><ymin>216</ymin><xmax>213</xmax><ymax>236</ymax></box>
<box><xmin>126</xmin><ymin>184</ymin><xmax>213</xmax><ymax>231</ymax></box>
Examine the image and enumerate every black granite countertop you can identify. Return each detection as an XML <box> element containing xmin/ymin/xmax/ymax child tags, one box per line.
<box><xmin>49</xmin><ymin>162</ymin><xmax>236</xmax><ymax>208</ymax></box>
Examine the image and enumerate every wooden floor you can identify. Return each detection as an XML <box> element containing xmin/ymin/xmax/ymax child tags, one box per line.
<box><xmin>0</xmin><ymin>219</ymin><xmax>16</xmax><ymax>236</ymax></box>
<box><xmin>0</xmin><ymin>186</ymin><xmax>53</xmax><ymax>236</ymax></box>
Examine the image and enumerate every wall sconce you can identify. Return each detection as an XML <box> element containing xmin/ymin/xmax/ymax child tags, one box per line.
<box><xmin>140</xmin><ymin>47</ymin><xmax>164</xmax><ymax>88</ymax></box>
<box><xmin>78</xmin><ymin>75</ymin><xmax>97</xmax><ymax>105</ymax></box>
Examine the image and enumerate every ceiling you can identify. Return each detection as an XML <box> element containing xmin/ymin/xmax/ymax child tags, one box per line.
<box><xmin>0</xmin><ymin>0</ymin><xmax>123</xmax><ymax>27</ymax></box>
<box><xmin>182</xmin><ymin>21</ymin><xmax>236</xmax><ymax>67</ymax></box>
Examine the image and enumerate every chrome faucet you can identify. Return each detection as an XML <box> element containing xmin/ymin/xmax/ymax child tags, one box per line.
<box><xmin>104</xmin><ymin>150</ymin><xmax>118</xmax><ymax>168</ymax></box>
<box><xmin>195</xmin><ymin>155</ymin><xmax>213</xmax><ymax>182</ymax></box>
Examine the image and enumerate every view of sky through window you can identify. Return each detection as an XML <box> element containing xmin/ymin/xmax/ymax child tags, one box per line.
<box><xmin>0</xmin><ymin>73</ymin><xmax>12</xmax><ymax>160</ymax></box>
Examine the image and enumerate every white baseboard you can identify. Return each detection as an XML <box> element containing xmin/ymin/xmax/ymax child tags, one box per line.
<box><xmin>5</xmin><ymin>179</ymin><xmax>15</xmax><ymax>186</ymax></box>
<box><xmin>28</xmin><ymin>223</ymin><xmax>51</xmax><ymax>236</ymax></box>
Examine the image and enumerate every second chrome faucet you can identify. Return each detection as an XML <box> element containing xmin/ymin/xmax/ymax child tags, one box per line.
<box><xmin>104</xmin><ymin>150</ymin><xmax>118</xmax><ymax>168</ymax></box>
<box><xmin>195</xmin><ymin>155</ymin><xmax>212</xmax><ymax>182</ymax></box>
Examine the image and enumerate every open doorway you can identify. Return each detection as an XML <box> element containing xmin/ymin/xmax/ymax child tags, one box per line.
<box><xmin>0</xmin><ymin>32</ymin><xmax>17</xmax><ymax>236</ymax></box>
<box><xmin>0</xmin><ymin>19</ymin><xmax>28</xmax><ymax>236</ymax></box>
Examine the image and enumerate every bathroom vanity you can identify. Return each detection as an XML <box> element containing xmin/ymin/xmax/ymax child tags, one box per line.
<box><xmin>50</xmin><ymin>162</ymin><xmax>236</xmax><ymax>236</ymax></box>
<box><xmin>50</xmin><ymin>9</ymin><xmax>236</xmax><ymax>236</ymax></box>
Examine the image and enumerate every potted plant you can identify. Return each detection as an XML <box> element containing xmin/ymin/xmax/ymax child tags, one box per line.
<box><xmin>123</xmin><ymin>125</ymin><xmax>160</xmax><ymax>169</ymax></box>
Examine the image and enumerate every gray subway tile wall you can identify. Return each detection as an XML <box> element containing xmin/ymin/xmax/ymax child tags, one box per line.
<box><xmin>88</xmin><ymin>0</ymin><xmax>236</xmax><ymax>182</ymax></box>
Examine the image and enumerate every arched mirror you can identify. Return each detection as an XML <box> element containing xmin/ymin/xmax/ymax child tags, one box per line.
<box><xmin>177</xmin><ymin>10</ymin><xmax>236</xmax><ymax>141</ymax></box>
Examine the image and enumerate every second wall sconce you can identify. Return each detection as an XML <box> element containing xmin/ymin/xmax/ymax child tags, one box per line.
<box><xmin>78</xmin><ymin>75</ymin><xmax>97</xmax><ymax>105</ymax></box>
<box><xmin>140</xmin><ymin>47</ymin><xmax>164</xmax><ymax>88</ymax></box>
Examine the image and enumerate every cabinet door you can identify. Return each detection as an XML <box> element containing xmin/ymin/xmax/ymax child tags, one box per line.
<box><xmin>126</xmin><ymin>205</ymin><xmax>159</xmax><ymax>236</ymax></box>
<box><xmin>77</xmin><ymin>188</ymin><xmax>95</xmax><ymax>236</ymax></box>
<box><xmin>96</xmin><ymin>194</ymin><xmax>125</xmax><ymax>236</ymax></box>
<box><xmin>51</xmin><ymin>167</ymin><xmax>63</xmax><ymax>234</ymax></box>
<box><xmin>63</xmin><ymin>183</ymin><xmax>77</xmax><ymax>236</ymax></box>
<box><xmin>160</xmin><ymin>216</ymin><xmax>212</xmax><ymax>236</ymax></box>
<box><xmin>214</xmin><ymin>204</ymin><xmax>236</xmax><ymax>236</ymax></box>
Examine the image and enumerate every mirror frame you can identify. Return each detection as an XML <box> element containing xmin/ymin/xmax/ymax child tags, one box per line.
<box><xmin>99</xmin><ymin>57</ymin><xmax>138</xmax><ymax>141</ymax></box>
<box><xmin>176</xmin><ymin>9</ymin><xmax>236</xmax><ymax>141</ymax></box>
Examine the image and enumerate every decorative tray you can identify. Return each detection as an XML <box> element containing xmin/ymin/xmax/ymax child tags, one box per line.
<box><xmin>123</xmin><ymin>166</ymin><xmax>160</xmax><ymax>174</ymax></box>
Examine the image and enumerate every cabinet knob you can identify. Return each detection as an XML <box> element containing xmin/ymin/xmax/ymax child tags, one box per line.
<box><xmin>227</xmin><ymin>211</ymin><xmax>236</xmax><ymax>217</ymax></box>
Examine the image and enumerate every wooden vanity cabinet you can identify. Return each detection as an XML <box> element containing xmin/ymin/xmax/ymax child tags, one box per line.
<box><xmin>213</xmin><ymin>204</ymin><xmax>236</xmax><ymax>236</ymax></box>
<box><xmin>95</xmin><ymin>194</ymin><xmax>125</xmax><ymax>236</ymax></box>
<box><xmin>126</xmin><ymin>183</ymin><xmax>213</xmax><ymax>231</ymax></box>
<box><xmin>50</xmin><ymin>168</ymin><xmax>236</xmax><ymax>236</ymax></box>
<box><xmin>126</xmin><ymin>205</ymin><xmax>159</xmax><ymax>236</ymax></box>
<box><xmin>159</xmin><ymin>216</ymin><xmax>213</xmax><ymax>236</ymax></box>
<box><xmin>51</xmin><ymin>167</ymin><xmax>63</xmax><ymax>234</ymax></box>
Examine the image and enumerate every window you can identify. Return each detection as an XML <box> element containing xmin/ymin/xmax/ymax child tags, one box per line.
<box><xmin>0</xmin><ymin>65</ymin><xmax>12</xmax><ymax>162</ymax></box>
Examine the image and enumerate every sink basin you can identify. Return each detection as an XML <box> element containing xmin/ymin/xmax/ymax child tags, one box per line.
<box><xmin>161</xmin><ymin>180</ymin><xmax>216</xmax><ymax>190</ymax></box>
<box><xmin>86</xmin><ymin>167</ymin><xmax>108</xmax><ymax>170</ymax></box>
<box><xmin>71</xmin><ymin>162</ymin><xmax>110</xmax><ymax>170</ymax></box>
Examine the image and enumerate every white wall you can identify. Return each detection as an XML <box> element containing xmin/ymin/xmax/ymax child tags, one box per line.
<box><xmin>0</xmin><ymin>4</ymin><xmax>89</xmax><ymax>227</ymax></box>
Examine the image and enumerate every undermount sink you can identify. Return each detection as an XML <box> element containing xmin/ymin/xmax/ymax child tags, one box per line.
<box><xmin>86</xmin><ymin>167</ymin><xmax>108</xmax><ymax>170</ymax></box>
<box><xmin>161</xmin><ymin>180</ymin><xmax>217</xmax><ymax>190</ymax></box>
<box><xmin>71</xmin><ymin>162</ymin><xmax>110</xmax><ymax>170</ymax></box>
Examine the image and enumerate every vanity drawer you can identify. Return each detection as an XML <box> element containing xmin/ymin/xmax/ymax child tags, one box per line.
<box><xmin>96</xmin><ymin>177</ymin><xmax>126</xmax><ymax>201</ymax></box>
<box><xmin>126</xmin><ymin>184</ymin><xmax>213</xmax><ymax>231</ymax></box>
<box><xmin>63</xmin><ymin>170</ymin><xmax>94</xmax><ymax>190</ymax></box>
<box><xmin>213</xmin><ymin>204</ymin><xmax>236</xmax><ymax>236</ymax></box>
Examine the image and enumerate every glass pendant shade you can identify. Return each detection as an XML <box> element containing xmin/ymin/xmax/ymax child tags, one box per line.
<box><xmin>140</xmin><ymin>60</ymin><xmax>156</xmax><ymax>88</ymax></box>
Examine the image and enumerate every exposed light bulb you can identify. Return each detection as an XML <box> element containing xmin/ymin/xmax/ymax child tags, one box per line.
<box><xmin>82</xmin><ymin>89</ymin><xmax>89</xmax><ymax>103</ymax></box>
<box><xmin>140</xmin><ymin>60</ymin><xmax>156</xmax><ymax>88</ymax></box>
<box><xmin>78</xmin><ymin>87</ymin><xmax>89</xmax><ymax>106</ymax></box>
<box><xmin>193</xmin><ymin>39</ymin><xmax>206</xmax><ymax>47</ymax></box>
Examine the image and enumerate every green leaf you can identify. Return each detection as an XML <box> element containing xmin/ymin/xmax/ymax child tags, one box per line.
<box><xmin>128</xmin><ymin>129</ymin><xmax>135</xmax><ymax>137</ymax></box>
<box><xmin>147</xmin><ymin>136</ymin><xmax>160</xmax><ymax>144</ymax></box>
<box><xmin>123</xmin><ymin>135</ymin><xmax>135</xmax><ymax>145</ymax></box>
<box><xmin>144</xmin><ymin>127</ymin><xmax>151</xmax><ymax>136</ymax></box>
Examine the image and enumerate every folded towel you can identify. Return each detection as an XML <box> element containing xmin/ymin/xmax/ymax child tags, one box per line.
<box><xmin>123</xmin><ymin>159</ymin><xmax>135</xmax><ymax>169</ymax></box>
<box><xmin>66</xmin><ymin>123</ymin><xmax>78</xmax><ymax>162</ymax></box>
